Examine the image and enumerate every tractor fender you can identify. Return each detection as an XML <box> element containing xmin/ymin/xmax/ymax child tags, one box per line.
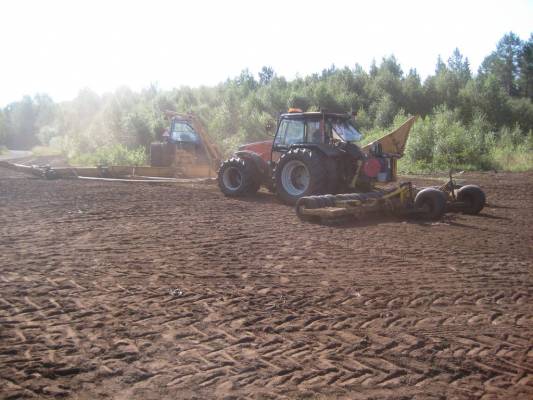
<box><xmin>235</xmin><ymin>150</ymin><xmax>270</xmax><ymax>180</ymax></box>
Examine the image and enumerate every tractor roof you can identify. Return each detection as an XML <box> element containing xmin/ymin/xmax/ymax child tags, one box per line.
<box><xmin>280</xmin><ymin>110</ymin><xmax>352</xmax><ymax>120</ymax></box>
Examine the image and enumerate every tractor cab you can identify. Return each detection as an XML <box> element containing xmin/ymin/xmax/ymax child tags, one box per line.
<box><xmin>273</xmin><ymin>110</ymin><xmax>363</xmax><ymax>150</ymax></box>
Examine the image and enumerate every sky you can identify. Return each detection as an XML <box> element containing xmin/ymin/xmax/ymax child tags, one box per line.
<box><xmin>0</xmin><ymin>0</ymin><xmax>531</xmax><ymax>106</ymax></box>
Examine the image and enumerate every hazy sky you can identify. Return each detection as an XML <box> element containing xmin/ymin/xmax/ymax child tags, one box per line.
<box><xmin>1</xmin><ymin>0</ymin><xmax>531</xmax><ymax>106</ymax></box>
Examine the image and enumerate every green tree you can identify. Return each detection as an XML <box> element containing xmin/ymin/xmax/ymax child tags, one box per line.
<box><xmin>372</xmin><ymin>94</ymin><xmax>398</xmax><ymax>128</ymax></box>
<box><xmin>480</xmin><ymin>32</ymin><xmax>523</xmax><ymax>96</ymax></box>
<box><xmin>4</xmin><ymin>96</ymin><xmax>39</xmax><ymax>149</ymax></box>
<box><xmin>401</xmin><ymin>69</ymin><xmax>426</xmax><ymax>115</ymax></box>
<box><xmin>518</xmin><ymin>33</ymin><xmax>533</xmax><ymax>99</ymax></box>
<box><xmin>448</xmin><ymin>48</ymin><xmax>471</xmax><ymax>84</ymax></box>
<box><xmin>258</xmin><ymin>66</ymin><xmax>275</xmax><ymax>85</ymax></box>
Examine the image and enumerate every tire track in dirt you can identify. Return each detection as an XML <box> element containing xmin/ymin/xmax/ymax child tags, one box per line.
<box><xmin>0</xmin><ymin>169</ymin><xmax>531</xmax><ymax>399</ymax></box>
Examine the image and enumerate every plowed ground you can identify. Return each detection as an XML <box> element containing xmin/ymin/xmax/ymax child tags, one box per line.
<box><xmin>0</xmin><ymin>168</ymin><xmax>532</xmax><ymax>400</ymax></box>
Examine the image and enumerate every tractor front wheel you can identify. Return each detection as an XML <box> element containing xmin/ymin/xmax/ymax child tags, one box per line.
<box><xmin>218</xmin><ymin>157</ymin><xmax>260</xmax><ymax>197</ymax></box>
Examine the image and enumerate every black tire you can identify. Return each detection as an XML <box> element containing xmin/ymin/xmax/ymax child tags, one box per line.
<box><xmin>457</xmin><ymin>185</ymin><xmax>485</xmax><ymax>214</ymax></box>
<box><xmin>274</xmin><ymin>148</ymin><xmax>327</xmax><ymax>205</ymax></box>
<box><xmin>415</xmin><ymin>188</ymin><xmax>447</xmax><ymax>220</ymax></box>
<box><xmin>218</xmin><ymin>157</ymin><xmax>260</xmax><ymax>197</ymax></box>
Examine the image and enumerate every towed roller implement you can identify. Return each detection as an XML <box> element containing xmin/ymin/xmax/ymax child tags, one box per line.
<box><xmin>295</xmin><ymin>172</ymin><xmax>486</xmax><ymax>223</ymax></box>
<box><xmin>296</xmin><ymin>183</ymin><xmax>417</xmax><ymax>221</ymax></box>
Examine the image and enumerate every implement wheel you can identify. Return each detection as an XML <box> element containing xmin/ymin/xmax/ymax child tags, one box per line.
<box><xmin>218</xmin><ymin>157</ymin><xmax>260</xmax><ymax>197</ymax></box>
<box><xmin>457</xmin><ymin>185</ymin><xmax>485</xmax><ymax>214</ymax></box>
<box><xmin>274</xmin><ymin>148</ymin><xmax>327</xmax><ymax>205</ymax></box>
<box><xmin>415</xmin><ymin>188</ymin><xmax>446</xmax><ymax>220</ymax></box>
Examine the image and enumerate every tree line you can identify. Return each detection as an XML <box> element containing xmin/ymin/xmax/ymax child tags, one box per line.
<box><xmin>0</xmin><ymin>32</ymin><xmax>531</xmax><ymax>171</ymax></box>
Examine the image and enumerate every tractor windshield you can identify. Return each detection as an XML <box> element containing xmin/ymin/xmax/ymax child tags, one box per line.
<box><xmin>332</xmin><ymin>121</ymin><xmax>362</xmax><ymax>142</ymax></box>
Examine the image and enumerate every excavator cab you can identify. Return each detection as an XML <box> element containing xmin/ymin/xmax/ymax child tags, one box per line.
<box><xmin>169</xmin><ymin>119</ymin><xmax>201</xmax><ymax>148</ymax></box>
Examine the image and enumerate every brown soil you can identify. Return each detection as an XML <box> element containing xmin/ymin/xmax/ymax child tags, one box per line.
<box><xmin>0</xmin><ymin>168</ymin><xmax>532</xmax><ymax>400</ymax></box>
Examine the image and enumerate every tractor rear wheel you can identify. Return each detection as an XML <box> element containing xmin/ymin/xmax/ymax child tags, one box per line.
<box><xmin>415</xmin><ymin>188</ymin><xmax>447</xmax><ymax>220</ymax></box>
<box><xmin>218</xmin><ymin>157</ymin><xmax>260</xmax><ymax>197</ymax></box>
<box><xmin>457</xmin><ymin>185</ymin><xmax>485</xmax><ymax>214</ymax></box>
<box><xmin>274</xmin><ymin>148</ymin><xmax>327</xmax><ymax>205</ymax></box>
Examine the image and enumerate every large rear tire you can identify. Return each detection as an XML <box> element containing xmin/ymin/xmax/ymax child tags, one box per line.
<box><xmin>274</xmin><ymin>148</ymin><xmax>327</xmax><ymax>205</ymax></box>
<box><xmin>457</xmin><ymin>185</ymin><xmax>485</xmax><ymax>214</ymax></box>
<box><xmin>218</xmin><ymin>157</ymin><xmax>260</xmax><ymax>197</ymax></box>
<box><xmin>415</xmin><ymin>188</ymin><xmax>447</xmax><ymax>220</ymax></box>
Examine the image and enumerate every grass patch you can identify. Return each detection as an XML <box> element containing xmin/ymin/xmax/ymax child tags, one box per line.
<box><xmin>491</xmin><ymin>143</ymin><xmax>533</xmax><ymax>172</ymax></box>
<box><xmin>0</xmin><ymin>145</ymin><xmax>7</xmax><ymax>155</ymax></box>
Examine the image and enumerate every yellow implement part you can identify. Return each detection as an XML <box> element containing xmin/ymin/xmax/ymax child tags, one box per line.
<box><xmin>362</xmin><ymin>116</ymin><xmax>417</xmax><ymax>156</ymax></box>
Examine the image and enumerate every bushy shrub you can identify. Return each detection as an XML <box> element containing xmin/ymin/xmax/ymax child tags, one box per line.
<box><xmin>399</xmin><ymin>108</ymin><xmax>531</xmax><ymax>172</ymax></box>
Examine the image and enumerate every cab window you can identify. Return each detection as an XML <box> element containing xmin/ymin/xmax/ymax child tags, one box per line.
<box><xmin>306</xmin><ymin>120</ymin><xmax>321</xmax><ymax>143</ymax></box>
<box><xmin>332</xmin><ymin>121</ymin><xmax>362</xmax><ymax>142</ymax></box>
<box><xmin>275</xmin><ymin>119</ymin><xmax>305</xmax><ymax>145</ymax></box>
<box><xmin>171</xmin><ymin>122</ymin><xmax>200</xmax><ymax>143</ymax></box>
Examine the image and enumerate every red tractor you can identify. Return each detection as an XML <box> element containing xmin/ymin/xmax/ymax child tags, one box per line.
<box><xmin>218</xmin><ymin>109</ymin><xmax>412</xmax><ymax>203</ymax></box>
<box><xmin>218</xmin><ymin>109</ymin><xmax>486</xmax><ymax>222</ymax></box>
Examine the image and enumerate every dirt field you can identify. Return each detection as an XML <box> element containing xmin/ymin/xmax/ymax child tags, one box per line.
<box><xmin>0</xmin><ymin>167</ymin><xmax>532</xmax><ymax>400</ymax></box>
